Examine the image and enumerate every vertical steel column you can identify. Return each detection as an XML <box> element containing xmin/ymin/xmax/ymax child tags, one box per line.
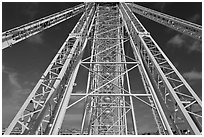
<box><xmin>87</xmin><ymin>4</ymin><xmax>127</xmax><ymax>135</ymax></box>
<box><xmin>80</xmin><ymin>5</ymin><xmax>98</xmax><ymax>134</ymax></box>
<box><xmin>126</xmin><ymin>3</ymin><xmax>202</xmax><ymax>40</ymax></box>
<box><xmin>120</xmin><ymin>23</ymin><xmax>128</xmax><ymax>135</ymax></box>
<box><xmin>120</xmin><ymin>22</ymin><xmax>138</xmax><ymax>135</ymax></box>
<box><xmin>4</xmin><ymin>3</ymin><xmax>95</xmax><ymax>135</ymax></box>
<box><xmin>2</xmin><ymin>3</ymin><xmax>87</xmax><ymax>49</ymax></box>
<box><xmin>119</xmin><ymin>2</ymin><xmax>202</xmax><ymax>135</ymax></box>
<box><xmin>49</xmin><ymin>5</ymin><xmax>96</xmax><ymax>134</ymax></box>
<box><xmin>119</xmin><ymin>2</ymin><xmax>174</xmax><ymax>135</ymax></box>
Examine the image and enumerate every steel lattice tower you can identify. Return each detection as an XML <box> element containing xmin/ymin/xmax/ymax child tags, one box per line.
<box><xmin>3</xmin><ymin>2</ymin><xmax>202</xmax><ymax>135</ymax></box>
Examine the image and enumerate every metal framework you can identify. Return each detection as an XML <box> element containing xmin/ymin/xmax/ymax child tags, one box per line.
<box><xmin>119</xmin><ymin>3</ymin><xmax>202</xmax><ymax>134</ymax></box>
<box><xmin>2</xmin><ymin>3</ymin><xmax>87</xmax><ymax>49</ymax></box>
<box><xmin>3</xmin><ymin>2</ymin><xmax>202</xmax><ymax>135</ymax></box>
<box><xmin>127</xmin><ymin>3</ymin><xmax>202</xmax><ymax>40</ymax></box>
<box><xmin>4</xmin><ymin>2</ymin><xmax>95</xmax><ymax>135</ymax></box>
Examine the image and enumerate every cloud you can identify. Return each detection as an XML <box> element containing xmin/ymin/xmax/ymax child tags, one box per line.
<box><xmin>24</xmin><ymin>81</ymin><xmax>36</xmax><ymax>87</ymax></box>
<box><xmin>2</xmin><ymin>65</ymin><xmax>33</xmax><ymax>127</ymax></box>
<box><xmin>2</xmin><ymin>101</ymin><xmax>22</xmax><ymax>128</ymax></box>
<box><xmin>2</xmin><ymin>65</ymin><xmax>31</xmax><ymax>99</ymax></box>
<box><xmin>188</xmin><ymin>14</ymin><xmax>200</xmax><ymax>24</ymax></box>
<box><xmin>2</xmin><ymin>64</ymin><xmax>37</xmax><ymax>127</ymax></box>
<box><xmin>22</xmin><ymin>2</ymin><xmax>40</xmax><ymax>19</ymax></box>
<box><xmin>27</xmin><ymin>33</ymin><xmax>44</xmax><ymax>44</ymax></box>
<box><xmin>2</xmin><ymin>87</ymin><xmax>31</xmax><ymax>127</ymax></box>
<box><xmin>2</xmin><ymin>64</ymin><xmax>5</xmax><ymax>71</ymax></box>
<box><xmin>8</xmin><ymin>72</ymin><xmax>21</xmax><ymax>89</ymax></box>
<box><xmin>167</xmin><ymin>34</ymin><xmax>184</xmax><ymax>46</ymax></box>
<box><xmin>18</xmin><ymin>3</ymin><xmax>44</xmax><ymax>45</ymax></box>
<box><xmin>183</xmin><ymin>70</ymin><xmax>202</xmax><ymax>80</ymax></box>
<box><xmin>2</xmin><ymin>65</ymin><xmax>22</xmax><ymax>89</ymax></box>
<box><xmin>167</xmin><ymin>34</ymin><xmax>201</xmax><ymax>53</ymax></box>
<box><xmin>153</xmin><ymin>3</ymin><xmax>170</xmax><ymax>12</ymax></box>
<box><xmin>188</xmin><ymin>40</ymin><xmax>202</xmax><ymax>53</ymax></box>
<box><xmin>2</xmin><ymin>65</ymin><xmax>33</xmax><ymax>98</ymax></box>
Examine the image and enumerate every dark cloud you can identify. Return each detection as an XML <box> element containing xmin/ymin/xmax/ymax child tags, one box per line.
<box><xmin>2</xmin><ymin>65</ymin><xmax>22</xmax><ymax>97</ymax></box>
<box><xmin>153</xmin><ymin>2</ymin><xmax>170</xmax><ymax>12</ymax></box>
<box><xmin>167</xmin><ymin>34</ymin><xmax>184</xmax><ymax>46</ymax></box>
<box><xmin>2</xmin><ymin>65</ymin><xmax>32</xmax><ymax>127</ymax></box>
<box><xmin>167</xmin><ymin>34</ymin><xmax>201</xmax><ymax>53</ymax></box>
<box><xmin>23</xmin><ymin>81</ymin><xmax>36</xmax><ymax>87</ymax></box>
<box><xmin>26</xmin><ymin>33</ymin><xmax>44</xmax><ymax>45</ymax></box>
<box><xmin>22</xmin><ymin>2</ymin><xmax>40</xmax><ymax>19</ymax></box>
<box><xmin>3</xmin><ymin>66</ymin><xmax>21</xmax><ymax>89</ymax></box>
<box><xmin>2</xmin><ymin>2</ymin><xmax>202</xmax><ymax>132</ymax></box>
<box><xmin>2</xmin><ymin>64</ymin><xmax>31</xmax><ymax>99</ymax></box>
<box><xmin>183</xmin><ymin>70</ymin><xmax>202</xmax><ymax>80</ymax></box>
<box><xmin>188</xmin><ymin>13</ymin><xmax>200</xmax><ymax>24</ymax></box>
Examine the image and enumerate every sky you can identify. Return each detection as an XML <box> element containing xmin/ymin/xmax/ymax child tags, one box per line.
<box><xmin>2</xmin><ymin>2</ymin><xmax>202</xmax><ymax>134</ymax></box>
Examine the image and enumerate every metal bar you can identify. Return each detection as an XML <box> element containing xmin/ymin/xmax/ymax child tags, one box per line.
<box><xmin>50</xmin><ymin>60</ymin><xmax>81</xmax><ymax>134</ymax></box>
<box><xmin>121</xmin><ymin>2</ymin><xmax>202</xmax><ymax>134</ymax></box>
<box><xmin>66</xmin><ymin>65</ymin><xmax>138</xmax><ymax>110</ymax></box>
<box><xmin>120</xmin><ymin>24</ymin><xmax>137</xmax><ymax>135</ymax></box>
<box><xmin>139</xmin><ymin>35</ymin><xmax>201</xmax><ymax>134</ymax></box>
<box><xmin>80</xmin><ymin>63</ymin><xmax>130</xmax><ymax>94</ymax></box>
<box><xmin>81</xmin><ymin>63</ymin><xmax>156</xmax><ymax>110</ymax></box>
<box><xmin>120</xmin><ymin>19</ymin><xmax>128</xmax><ymax>135</ymax></box>
<box><xmin>71</xmin><ymin>93</ymin><xmax>152</xmax><ymax>96</ymax></box>
<box><xmin>127</xmin><ymin>3</ymin><xmax>202</xmax><ymax>40</ymax></box>
<box><xmin>149</xmin><ymin>36</ymin><xmax>202</xmax><ymax>106</ymax></box>
<box><xmin>90</xmin><ymin>37</ymin><xmax>126</xmax><ymax>40</ymax></box>
<box><xmin>81</xmin><ymin>62</ymin><xmax>138</xmax><ymax>64</ymax></box>
<box><xmin>184</xmin><ymin>100</ymin><xmax>197</xmax><ymax>109</ymax></box>
<box><xmin>119</xmin><ymin>3</ymin><xmax>174</xmax><ymax>134</ymax></box>
<box><xmin>4</xmin><ymin>4</ymin><xmax>94</xmax><ymax>134</ymax></box>
<box><xmin>96</xmin><ymin>17</ymin><xmax>120</xmax><ymax>26</ymax></box>
<box><xmin>81</xmin><ymin>38</ymin><xmax>130</xmax><ymax>62</ymax></box>
<box><xmin>97</xmin><ymin>26</ymin><xmax>123</xmax><ymax>35</ymax></box>
<box><xmin>173</xmin><ymin>84</ymin><xmax>184</xmax><ymax>90</ymax></box>
<box><xmin>49</xmin><ymin>5</ymin><xmax>96</xmax><ymax>134</ymax></box>
<box><xmin>81</xmin><ymin>10</ymin><xmax>97</xmax><ymax>133</ymax></box>
<box><xmin>106</xmin><ymin>109</ymin><xmax>130</xmax><ymax>132</ymax></box>
<box><xmin>2</xmin><ymin>3</ymin><xmax>91</xmax><ymax>49</ymax></box>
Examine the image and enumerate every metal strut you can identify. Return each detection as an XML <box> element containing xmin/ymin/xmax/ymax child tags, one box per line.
<box><xmin>4</xmin><ymin>3</ymin><xmax>95</xmax><ymax>135</ymax></box>
<box><xmin>2</xmin><ymin>3</ymin><xmax>88</xmax><ymax>50</ymax></box>
<box><xmin>3</xmin><ymin>2</ymin><xmax>202</xmax><ymax>135</ymax></box>
<box><xmin>127</xmin><ymin>3</ymin><xmax>202</xmax><ymax>41</ymax></box>
<box><xmin>88</xmin><ymin>5</ymin><xmax>128</xmax><ymax>135</ymax></box>
<box><xmin>120</xmin><ymin>2</ymin><xmax>202</xmax><ymax>135</ymax></box>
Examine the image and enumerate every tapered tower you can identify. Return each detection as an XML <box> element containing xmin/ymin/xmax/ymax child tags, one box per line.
<box><xmin>2</xmin><ymin>2</ymin><xmax>202</xmax><ymax>135</ymax></box>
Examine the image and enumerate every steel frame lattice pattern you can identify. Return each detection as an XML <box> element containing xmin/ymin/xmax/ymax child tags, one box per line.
<box><xmin>88</xmin><ymin>5</ymin><xmax>128</xmax><ymax>135</ymax></box>
<box><xmin>81</xmin><ymin>4</ymin><xmax>170</xmax><ymax>135</ymax></box>
<box><xmin>4</xmin><ymin>3</ymin><xmax>95</xmax><ymax>135</ymax></box>
<box><xmin>2</xmin><ymin>4</ymin><xmax>87</xmax><ymax>49</ymax></box>
<box><xmin>3</xmin><ymin>2</ymin><xmax>202</xmax><ymax>135</ymax></box>
<box><xmin>126</xmin><ymin>3</ymin><xmax>202</xmax><ymax>41</ymax></box>
<box><xmin>119</xmin><ymin>2</ymin><xmax>202</xmax><ymax>135</ymax></box>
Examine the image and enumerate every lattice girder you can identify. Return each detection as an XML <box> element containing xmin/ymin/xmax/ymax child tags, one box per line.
<box><xmin>119</xmin><ymin>2</ymin><xmax>202</xmax><ymax>135</ymax></box>
<box><xmin>3</xmin><ymin>2</ymin><xmax>202</xmax><ymax>135</ymax></box>
<box><xmin>4</xmin><ymin>3</ymin><xmax>96</xmax><ymax>135</ymax></box>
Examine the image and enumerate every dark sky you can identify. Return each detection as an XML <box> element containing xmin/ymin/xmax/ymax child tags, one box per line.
<box><xmin>2</xmin><ymin>2</ymin><xmax>202</xmax><ymax>134</ymax></box>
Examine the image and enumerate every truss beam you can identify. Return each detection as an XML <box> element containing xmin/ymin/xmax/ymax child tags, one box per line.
<box><xmin>2</xmin><ymin>3</ymin><xmax>93</xmax><ymax>49</ymax></box>
<box><xmin>127</xmin><ymin>3</ymin><xmax>202</xmax><ymax>40</ymax></box>
<box><xmin>120</xmin><ymin>2</ymin><xmax>202</xmax><ymax>135</ymax></box>
<box><xmin>4</xmin><ymin>3</ymin><xmax>96</xmax><ymax>135</ymax></box>
<box><xmin>3</xmin><ymin>2</ymin><xmax>202</xmax><ymax>135</ymax></box>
